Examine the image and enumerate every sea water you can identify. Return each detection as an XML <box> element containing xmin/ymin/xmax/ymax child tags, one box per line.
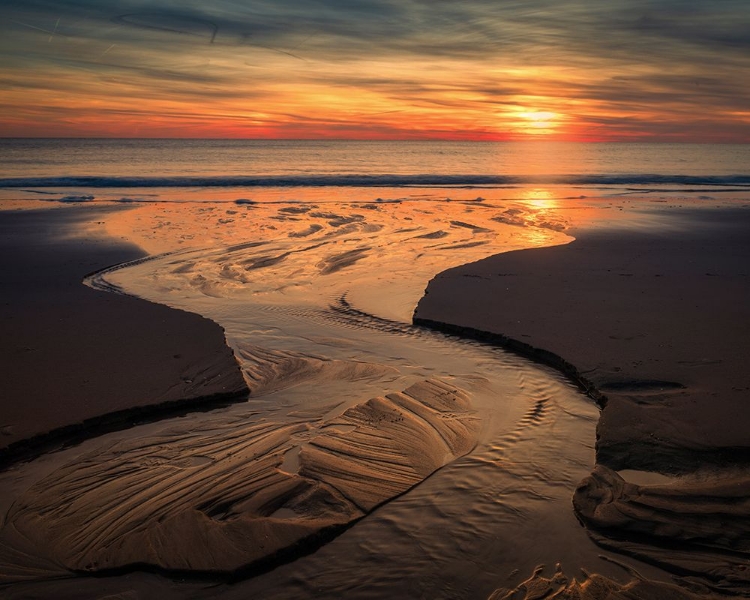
<box><xmin>1</xmin><ymin>139</ymin><xmax>749</xmax><ymax>206</ymax></box>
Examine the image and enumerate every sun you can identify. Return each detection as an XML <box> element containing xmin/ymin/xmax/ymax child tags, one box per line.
<box><xmin>515</xmin><ymin>110</ymin><xmax>559</xmax><ymax>135</ymax></box>
<box><xmin>520</xmin><ymin>111</ymin><xmax>556</xmax><ymax>127</ymax></box>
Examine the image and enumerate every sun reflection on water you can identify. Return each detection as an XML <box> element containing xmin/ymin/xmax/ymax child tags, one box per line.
<box><xmin>521</xmin><ymin>188</ymin><xmax>558</xmax><ymax>209</ymax></box>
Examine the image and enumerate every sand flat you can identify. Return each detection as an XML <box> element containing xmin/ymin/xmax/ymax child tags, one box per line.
<box><xmin>416</xmin><ymin>207</ymin><xmax>750</xmax><ymax>469</ymax></box>
<box><xmin>0</xmin><ymin>198</ymin><xmax>588</xmax><ymax>596</ymax></box>
<box><xmin>4</xmin><ymin>198</ymin><xmax>747</xmax><ymax>597</ymax></box>
<box><xmin>0</xmin><ymin>206</ymin><xmax>248</xmax><ymax>458</ymax></box>
<box><xmin>415</xmin><ymin>205</ymin><xmax>750</xmax><ymax>593</ymax></box>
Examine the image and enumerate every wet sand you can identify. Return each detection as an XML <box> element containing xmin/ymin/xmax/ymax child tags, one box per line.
<box><xmin>0</xmin><ymin>206</ymin><xmax>248</xmax><ymax>460</ymax></box>
<box><xmin>416</xmin><ymin>205</ymin><xmax>750</xmax><ymax>595</ymax></box>
<box><xmin>2</xmin><ymin>198</ymin><xmax>748</xmax><ymax>598</ymax></box>
<box><xmin>0</xmin><ymin>198</ymin><xmax>612</xmax><ymax>598</ymax></box>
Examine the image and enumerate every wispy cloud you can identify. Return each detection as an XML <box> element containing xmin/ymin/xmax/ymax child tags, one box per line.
<box><xmin>1</xmin><ymin>0</ymin><xmax>749</xmax><ymax>139</ymax></box>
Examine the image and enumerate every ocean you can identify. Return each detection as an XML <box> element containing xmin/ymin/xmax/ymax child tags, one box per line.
<box><xmin>1</xmin><ymin>139</ymin><xmax>750</xmax><ymax>205</ymax></box>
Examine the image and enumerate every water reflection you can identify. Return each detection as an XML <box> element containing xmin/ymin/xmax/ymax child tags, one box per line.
<box><xmin>521</xmin><ymin>187</ymin><xmax>557</xmax><ymax>209</ymax></box>
<box><xmin>106</xmin><ymin>197</ymin><xmax>571</xmax><ymax>322</ymax></box>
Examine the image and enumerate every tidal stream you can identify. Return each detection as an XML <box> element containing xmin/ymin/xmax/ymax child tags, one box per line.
<box><xmin>0</xmin><ymin>198</ymin><xmax>677</xmax><ymax>598</ymax></box>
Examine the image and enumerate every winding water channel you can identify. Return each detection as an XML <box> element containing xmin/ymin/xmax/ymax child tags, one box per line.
<box><xmin>0</xmin><ymin>198</ymin><xmax>677</xmax><ymax>598</ymax></box>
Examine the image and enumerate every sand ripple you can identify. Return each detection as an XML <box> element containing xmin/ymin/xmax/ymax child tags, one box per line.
<box><xmin>0</xmin><ymin>379</ymin><xmax>477</xmax><ymax>580</ymax></box>
<box><xmin>574</xmin><ymin>465</ymin><xmax>750</xmax><ymax>595</ymax></box>
<box><xmin>488</xmin><ymin>562</ymin><xmax>707</xmax><ymax>600</ymax></box>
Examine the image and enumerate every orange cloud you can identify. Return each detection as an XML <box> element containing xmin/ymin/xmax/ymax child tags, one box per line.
<box><xmin>1</xmin><ymin>1</ymin><xmax>749</xmax><ymax>141</ymax></box>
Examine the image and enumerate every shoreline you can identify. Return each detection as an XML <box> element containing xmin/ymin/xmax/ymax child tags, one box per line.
<box><xmin>0</xmin><ymin>205</ymin><xmax>249</xmax><ymax>462</ymax></box>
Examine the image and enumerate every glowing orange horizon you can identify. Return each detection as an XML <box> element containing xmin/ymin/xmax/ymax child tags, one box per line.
<box><xmin>1</xmin><ymin>14</ymin><xmax>749</xmax><ymax>143</ymax></box>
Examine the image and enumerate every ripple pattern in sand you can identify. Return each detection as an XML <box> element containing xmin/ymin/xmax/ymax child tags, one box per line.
<box><xmin>0</xmin><ymin>199</ymin><xmax>631</xmax><ymax>597</ymax></box>
<box><xmin>0</xmin><ymin>379</ymin><xmax>478</xmax><ymax>580</ymax></box>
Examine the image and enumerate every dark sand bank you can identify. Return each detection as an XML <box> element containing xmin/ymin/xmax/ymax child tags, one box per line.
<box><xmin>415</xmin><ymin>206</ymin><xmax>750</xmax><ymax>594</ymax></box>
<box><xmin>416</xmin><ymin>207</ymin><xmax>750</xmax><ymax>471</ymax></box>
<box><xmin>0</xmin><ymin>206</ymin><xmax>248</xmax><ymax>459</ymax></box>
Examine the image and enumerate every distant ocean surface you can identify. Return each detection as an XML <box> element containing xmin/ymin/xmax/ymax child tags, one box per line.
<box><xmin>1</xmin><ymin>139</ymin><xmax>749</xmax><ymax>203</ymax></box>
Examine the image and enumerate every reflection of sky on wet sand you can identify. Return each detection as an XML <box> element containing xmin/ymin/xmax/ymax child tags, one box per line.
<box><xmin>521</xmin><ymin>187</ymin><xmax>557</xmax><ymax>209</ymax></box>
<box><xmin>1</xmin><ymin>193</ymin><xmax>712</xmax><ymax>595</ymax></box>
<box><xmin>1</xmin><ymin>191</ymin><xmax>612</xmax><ymax>595</ymax></box>
<box><xmin>106</xmin><ymin>196</ymin><xmax>571</xmax><ymax>322</ymax></box>
<box><xmin>105</xmin><ymin>190</ymin><xmax>738</xmax><ymax>321</ymax></box>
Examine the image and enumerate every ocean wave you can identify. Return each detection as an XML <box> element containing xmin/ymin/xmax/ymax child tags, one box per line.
<box><xmin>3</xmin><ymin>174</ymin><xmax>750</xmax><ymax>188</ymax></box>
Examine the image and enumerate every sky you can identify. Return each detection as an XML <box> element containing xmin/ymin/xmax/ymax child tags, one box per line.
<box><xmin>1</xmin><ymin>0</ymin><xmax>749</xmax><ymax>140</ymax></box>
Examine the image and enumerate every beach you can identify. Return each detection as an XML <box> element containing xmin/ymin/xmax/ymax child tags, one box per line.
<box><xmin>416</xmin><ymin>205</ymin><xmax>750</xmax><ymax>595</ymax></box>
<box><xmin>1</xmin><ymin>140</ymin><xmax>749</xmax><ymax>599</ymax></box>
<box><xmin>0</xmin><ymin>206</ymin><xmax>248</xmax><ymax>461</ymax></box>
<box><xmin>2</xmin><ymin>0</ymin><xmax>749</xmax><ymax>586</ymax></box>
<box><xmin>417</xmin><ymin>206</ymin><xmax>750</xmax><ymax>468</ymax></box>
<box><xmin>3</xmin><ymin>195</ymin><xmax>610</xmax><ymax>598</ymax></box>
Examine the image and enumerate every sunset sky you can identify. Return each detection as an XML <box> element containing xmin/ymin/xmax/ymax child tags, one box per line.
<box><xmin>2</xmin><ymin>0</ymin><xmax>749</xmax><ymax>140</ymax></box>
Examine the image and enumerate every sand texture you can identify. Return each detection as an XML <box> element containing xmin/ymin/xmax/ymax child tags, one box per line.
<box><xmin>415</xmin><ymin>208</ymin><xmax>750</xmax><ymax>471</ymax></box>
<box><xmin>0</xmin><ymin>199</ymin><xmax>582</xmax><ymax>597</ymax></box>
<box><xmin>574</xmin><ymin>466</ymin><xmax>750</xmax><ymax>595</ymax></box>
<box><xmin>4</xmin><ymin>198</ymin><xmax>746</xmax><ymax>597</ymax></box>
<box><xmin>0</xmin><ymin>379</ymin><xmax>477</xmax><ymax>580</ymax></box>
<box><xmin>0</xmin><ymin>207</ymin><xmax>248</xmax><ymax>458</ymax></box>
<box><xmin>489</xmin><ymin>563</ymin><xmax>709</xmax><ymax>600</ymax></box>
<box><xmin>415</xmin><ymin>207</ymin><xmax>750</xmax><ymax>594</ymax></box>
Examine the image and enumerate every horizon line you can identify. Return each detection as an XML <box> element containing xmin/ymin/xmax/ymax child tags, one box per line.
<box><xmin>1</xmin><ymin>137</ymin><xmax>747</xmax><ymax>144</ymax></box>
